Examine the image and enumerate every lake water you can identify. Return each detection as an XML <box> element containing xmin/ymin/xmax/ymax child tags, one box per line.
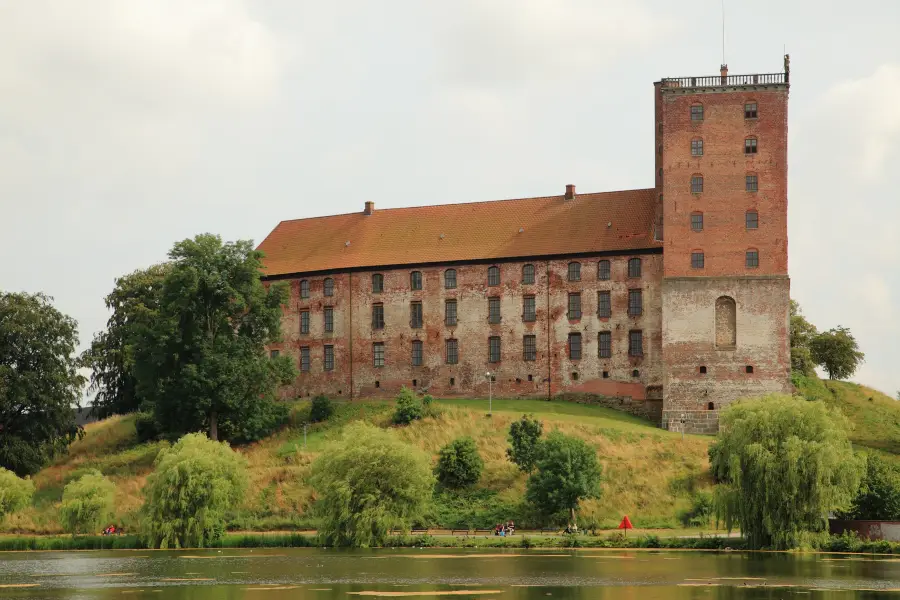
<box><xmin>1</xmin><ymin>548</ymin><xmax>899</xmax><ymax>599</ymax></box>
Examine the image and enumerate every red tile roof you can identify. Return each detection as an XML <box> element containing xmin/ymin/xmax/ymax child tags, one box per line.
<box><xmin>257</xmin><ymin>188</ymin><xmax>660</xmax><ymax>277</ymax></box>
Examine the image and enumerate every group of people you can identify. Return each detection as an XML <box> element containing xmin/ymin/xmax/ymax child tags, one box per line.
<box><xmin>101</xmin><ymin>525</ymin><xmax>119</xmax><ymax>536</ymax></box>
<box><xmin>493</xmin><ymin>521</ymin><xmax>515</xmax><ymax>536</ymax></box>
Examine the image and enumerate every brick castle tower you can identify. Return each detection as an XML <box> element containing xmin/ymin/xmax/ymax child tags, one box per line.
<box><xmin>656</xmin><ymin>57</ymin><xmax>792</xmax><ymax>432</ymax></box>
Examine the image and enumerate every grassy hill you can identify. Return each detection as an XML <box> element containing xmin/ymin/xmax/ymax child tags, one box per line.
<box><xmin>4</xmin><ymin>377</ymin><xmax>897</xmax><ymax>535</ymax></box>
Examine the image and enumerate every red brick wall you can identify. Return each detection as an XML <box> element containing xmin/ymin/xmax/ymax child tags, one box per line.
<box><xmin>268</xmin><ymin>253</ymin><xmax>663</xmax><ymax>402</ymax></box>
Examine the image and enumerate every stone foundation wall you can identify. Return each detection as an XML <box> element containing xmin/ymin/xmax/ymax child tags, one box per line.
<box><xmin>556</xmin><ymin>392</ymin><xmax>663</xmax><ymax>424</ymax></box>
<box><xmin>662</xmin><ymin>409</ymin><xmax>720</xmax><ymax>435</ymax></box>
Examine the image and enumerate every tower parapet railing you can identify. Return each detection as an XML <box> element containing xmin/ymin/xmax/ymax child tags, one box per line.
<box><xmin>661</xmin><ymin>72</ymin><xmax>787</xmax><ymax>89</ymax></box>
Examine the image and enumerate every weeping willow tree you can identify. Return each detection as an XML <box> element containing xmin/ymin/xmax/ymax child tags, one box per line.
<box><xmin>710</xmin><ymin>394</ymin><xmax>864</xmax><ymax>549</ymax></box>
<box><xmin>0</xmin><ymin>467</ymin><xmax>34</xmax><ymax>520</ymax></box>
<box><xmin>311</xmin><ymin>422</ymin><xmax>434</xmax><ymax>547</ymax></box>
<box><xmin>142</xmin><ymin>433</ymin><xmax>248</xmax><ymax>548</ymax></box>
<box><xmin>59</xmin><ymin>471</ymin><xmax>115</xmax><ymax>535</ymax></box>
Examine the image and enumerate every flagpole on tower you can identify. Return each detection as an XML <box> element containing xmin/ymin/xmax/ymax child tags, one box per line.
<box><xmin>722</xmin><ymin>0</ymin><xmax>726</xmax><ymax>66</ymax></box>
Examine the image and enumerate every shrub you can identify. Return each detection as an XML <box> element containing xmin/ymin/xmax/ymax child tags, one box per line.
<box><xmin>311</xmin><ymin>422</ymin><xmax>434</xmax><ymax>547</ymax></box>
<box><xmin>0</xmin><ymin>467</ymin><xmax>34</xmax><ymax>519</ymax></box>
<box><xmin>677</xmin><ymin>491</ymin><xmax>714</xmax><ymax>528</ymax></box>
<box><xmin>309</xmin><ymin>395</ymin><xmax>335</xmax><ymax>423</ymax></box>
<box><xmin>134</xmin><ymin>412</ymin><xmax>161</xmax><ymax>443</ymax></box>
<box><xmin>526</xmin><ymin>431</ymin><xmax>602</xmax><ymax>527</ymax></box>
<box><xmin>59</xmin><ymin>471</ymin><xmax>115</xmax><ymax>535</ymax></box>
<box><xmin>393</xmin><ymin>387</ymin><xmax>424</xmax><ymax>425</ymax></box>
<box><xmin>142</xmin><ymin>433</ymin><xmax>248</xmax><ymax>549</ymax></box>
<box><xmin>507</xmin><ymin>414</ymin><xmax>543</xmax><ymax>473</ymax></box>
<box><xmin>436</xmin><ymin>437</ymin><xmax>483</xmax><ymax>489</ymax></box>
<box><xmin>841</xmin><ymin>454</ymin><xmax>900</xmax><ymax>520</ymax></box>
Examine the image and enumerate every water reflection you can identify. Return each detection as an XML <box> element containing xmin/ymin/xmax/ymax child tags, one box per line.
<box><xmin>1</xmin><ymin>548</ymin><xmax>899</xmax><ymax>599</ymax></box>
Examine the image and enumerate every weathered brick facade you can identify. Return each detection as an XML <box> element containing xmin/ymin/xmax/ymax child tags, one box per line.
<box><xmin>260</xmin><ymin>60</ymin><xmax>792</xmax><ymax>434</ymax></box>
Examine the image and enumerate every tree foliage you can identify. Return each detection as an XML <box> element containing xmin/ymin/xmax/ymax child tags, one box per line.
<box><xmin>435</xmin><ymin>437</ymin><xmax>483</xmax><ymax>489</ymax></box>
<box><xmin>841</xmin><ymin>454</ymin><xmax>900</xmax><ymax>521</ymax></box>
<box><xmin>392</xmin><ymin>387</ymin><xmax>425</xmax><ymax>425</ymax></box>
<box><xmin>790</xmin><ymin>300</ymin><xmax>818</xmax><ymax>376</ymax></box>
<box><xmin>0</xmin><ymin>292</ymin><xmax>84</xmax><ymax>476</ymax></box>
<box><xmin>80</xmin><ymin>264</ymin><xmax>170</xmax><ymax>419</ymax></box>
<box><xmin>311</xmin><ymin>422</ymin><xmax>434</xmax><ymax>547</ymax></box>
<box><xmin>506</xmin><ymin>414</ymin><xmax>544</xmax><ymax>473</ymax></box>
<box><xmin>809</xmin><ymin>326</ymin><xmax>865</xmax><ymax>380</ymax></box>
<box><xmin>59</xmin><ymin>471</ymin><xmax>115</xmax><ymax>535</ymax></box>
<box><xmin>309</xmin><ymin>395</ymin><xmax>335</xmax><ymax>423</ymax></box>
<box><xmin>526</xmin><ymin>431</ymin><xmax>602</xmax><ymax>526</ymax></box>
<box><xmin>710</xmin><ymin>395</ymin><xmax>864</xmax><ymax>549</ymax></box>
<box><xmin>0</xmin><ymin>467</ymin><xmax>34</xmax><ymax>519</ymax></box>
<box><xmin>134</xmin><ymin>234</ymin><xmax>295</xmax><ymax>442</ymax></box>
<box><xmin>142</xmin><ymin>433</ymin><xmax>248</xmax><ymax>549</ymax></box>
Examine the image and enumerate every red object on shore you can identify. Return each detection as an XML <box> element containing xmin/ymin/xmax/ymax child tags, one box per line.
<box><xmin>618</xmin><ymin>516</ymin><xmax>633</xmax><ymax>530</ymax></box>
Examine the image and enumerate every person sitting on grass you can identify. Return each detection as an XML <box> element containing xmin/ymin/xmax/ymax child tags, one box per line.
<box><xmin>506</xmin><ymin>520</ymin><xmax>515</xmax><ymax>535</ymax></box>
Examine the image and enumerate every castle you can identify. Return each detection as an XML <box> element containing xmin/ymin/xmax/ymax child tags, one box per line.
<box><xmin>258</xmin><ymin>60</ymin><xmax>792</xmax><ymax>433</ymax></box>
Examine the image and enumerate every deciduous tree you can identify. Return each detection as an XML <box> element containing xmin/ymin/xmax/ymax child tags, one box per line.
<box><xmin>135</xmin><ymin>234</ymin><xmax>295</xmax><ymax>442</ymax></box>
<box><xmin>311</xmin><ymin>422</ymin><xmax>434</xmax><ymax>547</ymax></box>
<box><xmin>841</xmin><ymin>454</ymin><xmax>900</xmax><ymax>521</ymax></box>
<box><xmin>0</xmin><ymin>292</ymin><xmax>84</xmax><ymax>475</ymax></box>
<box><xmin>506</xmin><ymin>414</ymin><xmax>543</xmax><ymax>473</ymax></box>
<box><xmin>142</xmin><ymin>433</ymin><xmax>248</xmax><ymax>548</ymax></box>
<box><xmin>435</xmin><ymin>437</ymin><xmax>483</xmax><ymax>489</ymax></box>
<box><xmin>710</xmin><ymin>394</ymin><xmax>864</xmax><ymax>549</ymax></box>
<box><xmin>59</xmin><ymin>471</ymin><xmax>115</xmax><ymax>535</ymax></box>
<box><xmin>789</xmin><ymin>300</ymin><xmax>818</xmax><ymax>376</ymax></box>
<box><xmin>809</xmin><ymin>326</ymin><xmax>865</xmax><ymax>380</ymax></box>
<box><xmin>0</xmin><ymin>467</ymin><xmax>34</xmax><ymax>519</ymax></box>
<box><xmin>526</xmin><ymin>431</ymin><xmax>602</xmax><ymax>528</ymax></box>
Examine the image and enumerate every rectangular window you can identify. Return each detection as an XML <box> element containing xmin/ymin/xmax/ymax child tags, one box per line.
<box><xmin>489</xmin><ymin>336</ymin><xmax>501</xmax><ymax>363</ymax></box>
<box><xmin>324</xmin><ymin>345</ymin><xmax>334</xmax><ymax>371</ymax></box>
<box><xmin>745</xmin><ymin>102</ymin><xmax>758</xmax><ymax>119</ymax></box>
<box><xmin>691</xmin><ymin>139</ymin><xmax>703</xmax><ymax>156</ymax></box>
<box><xmin>487</xmin><ymin>266</ymin><xmax>500</xmax><ymax>286</ymax></box>
<box><xmin>628</xmin><ymin>289</ymin><xmax>643</xmax><ymax>317</ymax></box>
<box><xmin>628</xmin><ymin>258</ymin><xmax>642</xmax><ymax>278</ymax></box>
<box><xmin>324</xmin><ymin>278</ymin><xmax>334</xmax><ymax>297</ymax></box>
<box><xmin>567</xmin><ymin>292</ymin><xmax>581</xmax><ymax>320</ymax></box>
<box><xmin>300</xmin><ymin>347</ymin><xmax>310</xmax><ymax>372</ymax></box>
<box><xmin>746</xmin><ymin>175</ymin><xmax>758</xmax><ymax>192</ymax></box>
<box><xmin>567</xmin><ymin>262</ymin><xmax>581</xmax><ymax>281</ymax></box>
<box><xmin>300</xmin><ymin>280</ymin><xmax>309</xmax><ymax>299</ymax></box>
<box><xmin>598</xmin><ymin>291</ymin><xmax>611</xmax><ymax>318</ymax></box>
<box><xmin>746</xmin><ymin>250</ymin><xmax>760</xmax><ymax>268</ymax></box>
<box><xmin>300</xmin><ymin>310</ymin><xmax>310</xmax><ymax>334</ymax></box>
<box><xmin>522</xmin><ymin>264</ymin><xmax>535</xmax><ymax>284</ymax></box>
<box><xmin>445</xmin><ymin>339</ymin><xmax>458</xmax><ymax>365</ymax></box>
<box><xmin>629</xmin><ymin>330</ymin><xmax>644</xmax><ymax>357</ymax></box>
<box><xmin>523</xmin><ymin>335</ymin><xmax>537</xmax><ymax>361</ymax></box>
<box><xmin>568</xmin><ymin>333</ymin><xmax>582</xmax><ymax>360</ymax></box>
<box><xmin>745</xmin><ymin>138</ymin><xmax>758</xmax><ymax>154</ymax></box>
<box><xmin>445</xmin><ymin>299</ymin><xmax>457</xmax><ymax>326</ymax></box>
<box><xmin>691</xmin><ymin>176</ymin><xmax>703</xmax><ymax>193</ymax></box>
<box><xmin>746</xmin><ymin>211</ymin><xmax>759</xmax><ymax>230</ymax></box>
<box><xmin>598</xmin><ymin>260</ymin><xmax>610</xmax><ymax>280</ymax></box>
<box><xmin>372</xmin><ymin>274</ymin><xmax>384</xmax><ymax>294</ymax></box>
<box><xmin>523</xmin><ymin>295</ymin><xmax>536</xmax><ymax>322</ymax></box>
<box><xmin>691</xmin><ymin>252</ymin><xmax>705</xmax><ymax>269</ymax></box>
<box><xmin>444</xmin><ymin>269</ymin><xmax>457</xmax><ymax>289</ymax></box>
<box><xmin>324</xmin><ymin>307</ymin><xmax>334</xmax><ymax>333</ymax></box>
<box><xmin>488</xmin><ymin>297</ymin><xmax>501</xmax><ymax>324</ymax></box>
<box><xmin>411</xmin><ymin>340</ymin><xmax>423</xmax><ymax>367</ymax></box>
<box><xmin>410</xmin><ymin>301</ymin><xmax>423</xmax><ymax>328</ymax></box>
<box><xmin>690</xmin><ymin>105</ymin><xmax>704</xmax><ymax>121</ymax></box>
<box><xmin>598</xmin><ymin>332</ymin><xmax>611</xmax><ymax>358</ymax></box>
<box><xmin>372</xmin><ymin>303</ymin><xmax>384</xmax><ymax>329</ymax></box>
<box><xmin>373</xmin><ymin>342</ymin><xmax>385</xmax><ymax>367</ymax></box>
<box><xmin>691</xmin><ymin>213</ymin><xmax>703</xmax><ymax>231</ymax></box>
<box><xmin>410</xmin><ymin>271</ymin><xmax>422</xmax><ymax>291</ymax></box>
<box><xmin>269</xmin><ymin>349</ymin><xmax>280</xmax><ymax>359</ymax></box>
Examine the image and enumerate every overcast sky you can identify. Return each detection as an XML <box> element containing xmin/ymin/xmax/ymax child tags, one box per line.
<box><xmin>2</xmin><ymin>0</ymin><xmax>898</xmax><ymax>398</ymax></box>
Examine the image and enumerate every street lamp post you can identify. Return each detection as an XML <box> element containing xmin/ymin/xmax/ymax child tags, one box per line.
<box><xmin>680</xmin><ymin>413</ymin><xmax>686</xmax><ymax>441</ymax></box>
<box><xmin>485</xmin><ymin>372</ymin><xmax>493</xmax><ymax>416</ymax></box>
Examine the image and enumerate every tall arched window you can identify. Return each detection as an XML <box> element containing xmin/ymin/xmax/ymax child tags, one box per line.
<box><xmin>487</xmin><ymin>266</ymin><xmax>500</xmax><ymax>286</ymax></box>
<box><xmin>522</xmin><ymin>264</ymin><xmax>535</xmax><ymax>284</ymax></box>
<box><xmin>323</xmin><ymin>278</ymin><xmax>334</xmax><ymax>297</ymax></box>
<box><xmin>715</xmin><ymin>296</ymin><xmax>737</xmax><ymax>349</ymax></box>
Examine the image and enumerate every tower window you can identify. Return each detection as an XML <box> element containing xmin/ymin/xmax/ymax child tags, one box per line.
<box><xmin>324</xmin><ymin>278</ymin><xmax>334</xmax><ymax>297</ymax></box>
<box><xmin>444</xmin><ymin>269</ymin><xmax>457</xmax><ymax>289</ymax></box>
<box><xmin>372</xmin><ymin>273</ymin><xmax>384</xmax><ymax>294</ymax></box>
<box><xmin>628</xmin><ymin>330</ymin><xmax>643</xmax><ymax>357</ymax></box>
<box><xmin>715</xmin><ymin>296</ymin><xmax>737</xmax><ymax>349</ymax></box>
<box><xmin>446</xmin><ymin>339</ymin><xmax>458</xmax><ymax>365</ymax></box>
<box><xmin>410</xmin><ymin>271</ymin><xmax>423</xmax><ymax>291</ymax></box>
<box><xmin>488</xmin><ymin>336</ymin><xmax>501</xmax><ymax>363</ymax></box>
<box><xmin>598</xmin><ymin>331</ymin><xmax>611</xmax><ymax>358</ymax></box>
<box><xmin>746</xmin><ymin>250</ymin><xmax>760</xmax><ymax>269</ymax></box>
<box><xmin>699</xmin><ymin>366</ymin><xmax>708</xmax><ymax>374</ymax></box>
<box><xmin>691</xmin><ymin>212</ymin><xmax>703</xmax><ymax>232</ymax></box>
<box><xmin>567</xmin><ymin>262</ymin><xmax>581</xmax><ymax>282</ymax></box>
<box><xmin>632</xmin><ymin>369</ymin><xmax>640</xmax><ymax>378</ymax></box>
<box><xmin>691</xmin><ymin>139</ymin><xmax>704</xmax><ymax>156</ymax></box>
<box><xmin>598</xmin><ymin>260</ymin><xmax>611</xmax><ymax>281</ymax></box>
<box><xmin>746</xmin><ymin>210</ymin><xmax>759</xmax><ymax>230</ymax></box>
<box><xmin>487</xmin><ymin>266</ymin><xmax>500</xmax><ymax>286</ymax></box>
<box><xmin>746</xmin><ymin>175</ymin><xmax>759</xmax><ymax>192</ymax></box>
<box><xmin>568</xmin><ymin>333</ymin><xmax>582</xmax><ymax>360</ymax></box>
<box><xmin>691</xmin><ymin>252</ymin><xmax>705</xmax><ymax>269</ymax></box>
<box><xmin>522</xmin><ymin>264</ymin><xmax>535</xmax><ymax>284</ymax></box>
<box><xmin>445</xmin><ymin>299</ymin><xmax>457</xmax><ymax>326</ymax></box>
<box><xmin>746</xmin><ymin>365</ymin><xmax>754</xmax><ymax>374</ymax></box>
<box><xmin>691</xmin><ymin>104</ymin><xmax>704</xmax><ymax>121</ymax></box>
<box><xmin>410</xmin><ymin>301</ymin><xmax>423</xmax><ymax>328</ymax></box>
<box><xmin>373</xmin><ymin>342</ymin><xmax>385</xmax><ymax>367</ymax></box>
<box><xmin>745</xmin><ymin>138</ymin><xmax>758</xmax><ymax>154</ymax></box>
<box><xmin>707</xmin><ymin>401</ymin><xmax>715</xmax><ymax>410</ymax></box>
<box><xmin>745</xmin><ymin>102</ymin><xmax>758</xmax><ymax>119</ymax></box>
<box><xmin>628</xmin><ymin>258</ymin><xmax>642</xmax><ymax>278</ymax></box>
<box><xmin>411</xmin><ymin>340</ymin><xmax>423</xmax><ymax>366</ymax></box>
<box><xmin>488</xmin><ymin>297</ymin><xmax>501</xmax><ymax>324</ymax></box>
<box><xmin>372</xmin><ymin>303</ymin><xmax>384</xmax><ymax>329</ymax></box>
<box><xmin>523</xmin><ymin>335</ymin><xmax>537</xmax><ymax>361</ymax></box>
<box><xmin>691</xmin><ymin>175</ymin><xmax>704</xmax><ymax>194</ymax></box>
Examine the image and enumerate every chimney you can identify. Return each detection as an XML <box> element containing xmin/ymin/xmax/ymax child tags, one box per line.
<box><xmin>364</xmin><ymin>201</ymin><xmax>374</xmax><ymax>215</ymax></box>
<box><xmin>564</xmin><ymin>184</ymin><xmax>576</xmax><ymax>201</ymax></box>
<box><xmin>720</xmin><ymin>64</ymin><xmax>728</xmax><ymax>84</ymax></box>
